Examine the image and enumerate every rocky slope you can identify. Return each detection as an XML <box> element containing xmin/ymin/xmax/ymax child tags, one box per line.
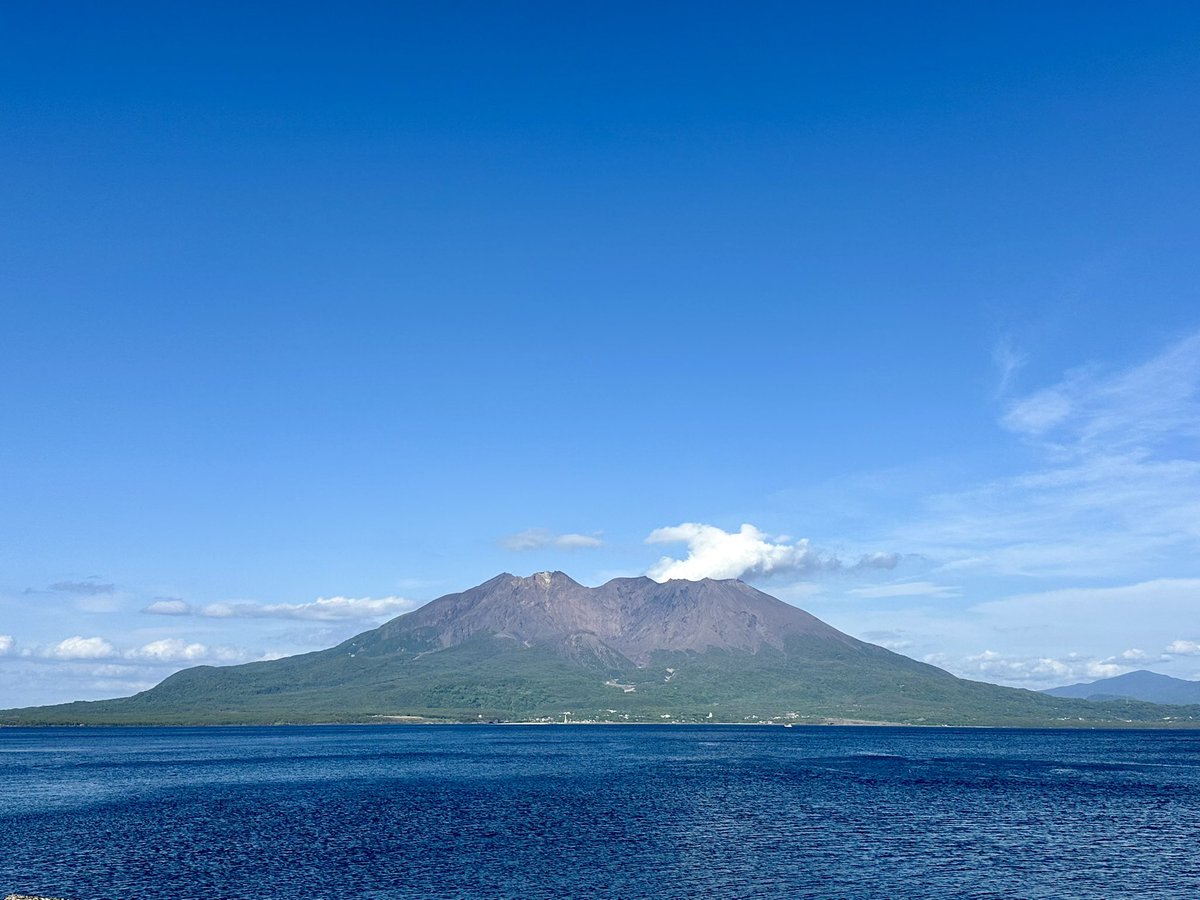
<box><xmin>364</xmin><ymin>571</ymin><xmax>856</xmax><ymax>662</ymax></box>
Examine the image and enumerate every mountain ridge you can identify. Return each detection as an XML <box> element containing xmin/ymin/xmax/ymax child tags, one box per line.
<box><xmin>370</xmin><ymin>571</ymin><xmax>858</xmax><ymax>665</ymax></box>
<box><xmin>1044</xmin><ymin>669</ymin><xmax>1200</xmax><ymax>705</ymax></box>
<box><xmin>2</xmin><ymin>573</ymin><xmax>1197</xmax><ymax>727</ymax></box>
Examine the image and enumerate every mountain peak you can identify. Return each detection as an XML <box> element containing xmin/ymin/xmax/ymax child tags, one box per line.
<box><xmin>374</xmin><ymin>571</ymin><xmax>853</xmax><ymax>665</ymax></box>
<box><xmin>1044</xmin><ymin>668</ymin><xmax>1200</xmax><ymax>704</ymax></box>
<box><xmin>494</xmin><ymin>571</ymin><xmax>584</xmax><ymax>592</ymax></box>
<box><xmin>526</xmin><ymin>570</ymin><xmax>576</xmax><ymax>588</ymax></box>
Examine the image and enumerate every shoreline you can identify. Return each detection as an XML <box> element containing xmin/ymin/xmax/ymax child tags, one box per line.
<box><xmin>2</xmin><ymin>719</ymin><xmax>1198</xmax><ymax>731</ymax></box>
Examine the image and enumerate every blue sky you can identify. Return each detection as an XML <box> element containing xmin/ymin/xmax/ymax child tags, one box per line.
<box><xmin>3</xmin><ymin>2</ymin><xmax>1199</xmax><ymax>705</ymax></box>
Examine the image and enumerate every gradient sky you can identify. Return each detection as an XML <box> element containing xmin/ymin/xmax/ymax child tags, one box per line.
<box><xmin>3</xmin><ymin>2</ymin><xmax>1200</xmax><ymax>706</ymax></box>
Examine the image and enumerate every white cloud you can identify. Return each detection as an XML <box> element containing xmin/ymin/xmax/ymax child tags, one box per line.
<box><xmin>121</xmin><ymin>639</ymin><xmax>246</xmax><ymax>664</ymax></box>
<box><xmin>199</xmin><ymin>595</ymin><xmax>418</xmax><ymax>621</ymax></box>
<box><xmin>0</xmin><ymin>635</ymin><xmax>14</xmax><ymax>655</ymax></box>
<box><xmin>49</xmin><ymin>636</ymin><xmax>117</xmax><ymax>660</ymax></box>
<box><xmin>1167</xmin><ymin>640</ymin><xmax>1200</xmax><ymax>656</ymax></box>
<box><xmin>645</xmin><ymin>522</ymin><xmax>897</xmax><ymax>582</ymax></box>
<box><xmin>142</xmin><ymin>599</ymin><xmax>194</xmax><ymax>616</ymax></box>
<box><xmin>848</xmin><ymin>581</ymin><xmax>961</xmax><ymax>599</ymax></box>
<box><xmin>500</xmin><ymin>529</ymin><xmax>604</xmax><ymax>551</ymax></box>
<box><xmin>126</xmin><ymin>639</ymin><xmax>214</xmax><ymax>663</ymax></box>
<box><xmin>22</xmin><ymin>633</ymin><xmax>255</xmax><ymax>666</ymax></box>
<box><xmin>645</xmin><ymin>523</ymin><xmax>836</xmax><ymax>581</ymax></box>
<box><xmin>934</xmin><ymin>649</ymin><xmax>1130</xmax><ymax>686</ymax></box>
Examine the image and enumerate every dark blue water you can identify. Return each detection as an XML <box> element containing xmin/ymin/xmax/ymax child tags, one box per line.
<box><xmin>1</xmin><ymin>726</ymin><xmax>1198</xmax><ymax>899</ymax></box>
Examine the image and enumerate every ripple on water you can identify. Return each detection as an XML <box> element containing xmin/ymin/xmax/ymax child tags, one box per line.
<box><xmin>1</xmin><ymin>725</ymin><xmax>1198</xmax><ymax>899</ymax></box>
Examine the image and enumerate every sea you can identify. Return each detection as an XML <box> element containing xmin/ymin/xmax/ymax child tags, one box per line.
<box><xmin>1</xmin><ymin>725</ymin><xmax>1197</xmax><ymax>899</ymax></box>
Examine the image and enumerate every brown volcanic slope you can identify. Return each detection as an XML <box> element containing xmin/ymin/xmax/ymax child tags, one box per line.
<box><xmin>370</xmin><ymin>571</ymin><xmax>855</xmax><ymax>663</ymax></box>
<box><xmin>3</xmin><ymin>572</ymin><xmax>1197</xmax><ymax>726</ymax></box>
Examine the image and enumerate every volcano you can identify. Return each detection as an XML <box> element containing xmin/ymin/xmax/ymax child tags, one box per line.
<box><xmin>3</xmin><ymin>572</ymin><xmax>1194</xmax><ymax>726</ymax></box>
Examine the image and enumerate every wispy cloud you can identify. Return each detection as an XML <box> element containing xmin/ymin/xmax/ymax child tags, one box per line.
<box><xmin>500</xmin><ymin>529</ymin><xmax>604</xmax><ymax>551</ymax></box>
<box><xmin>856</xmin><ymin>552</ymin><xmax>902</xmax><ymax>570</ymax></box>
<box><xmin>1168</xmin><ymin>640</ymin><xmax>1200</xmax><ymax>656</ymax></box>
<box><xmin>1003</xmin><ymin>331</ymin><xmax>1200</xmax><ymax>449</ymax></box>
<box><xmin>992</xmin><ymin>336</ymin><xmax>1027</xmax><ymax>397</ymax></box>
<box><xmin>139</xmin><ymin>594</ymin><xmax>419</xmax><ymax>621</ymax></box>
<box><xmin>769</xmin><ymin>582</ymin><xmax>826</xmax><ymax>604</ymax></box>
<box><xmin>861</xmin><ymin>630</ymin><xmax>913</xmax><ymax>651</ymax></box>
<box><xmin>0</xmin><ymin>635</ymin><xmax>14</xmax><ymax>655</ymax></box>
<box><xmin>893</xmin><ymin>331</ymin><xmax>1200</xmax><ymax>578</ymax></box>
<box><xmin>46</xmin><ymin>579</ymin><xmax>115</xmax><ymax>595</ymax></box>
<box><xmin>142</xmin><ymin>598</ymin><xmax>194</xmax><ymax>616</ymax></box>
<box><xmin>198</xmin><ymin>595</ymin><xmax>418</xmax><ymax>621</ymax></box>
<box><xmin>970</xmin><ymin>578</ymin><xmax>1200</xmax><ymax>629</ymax></box>
<box><xmin>645</xmin><ymin>522</ymin><xmax>898</xmax><ymax>582</ymax></box>
<box><xmin>848</xmin><ymin>581</ymin><xmax>961</xmax><ymax>599</ymax></box>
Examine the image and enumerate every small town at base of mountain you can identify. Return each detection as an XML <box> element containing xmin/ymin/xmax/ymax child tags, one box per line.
<box><xmin>2</xmin><ymin>573</ymin><xmax>1198</xmax><ymax>728</ymax></box>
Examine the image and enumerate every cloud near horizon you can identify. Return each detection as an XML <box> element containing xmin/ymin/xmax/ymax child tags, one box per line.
<box><xmin>126</xmin><ymin>638</ymin><xmax>244</xmax><ymax>664</ymax></box>
<box><xmin>48</xmin><ymin>636</ymin><xmax>117</xmax><ymax>660</ymax></box>
<box><xmin>139</xmin><ymin>594</ymin><xmax>419</xmax><ymax>621</ymax></box>
<box><xmin>34</xmin><ymin>635</ymin><xmax>251</xmax><ymax>665</ymax></box>
<box><xmin>198</xmin><ymin>595</ymin><xmax>419</xmax><ymax>621</ymax></box>
<box><xmin>920</xmin><ymin>646</ymin><xmax>1169</xmax><ymax>686</ymax></box>
<box><xmin>500</xmin><ymin>529</ymin><xmax>604</xmax><ymax>551</ymax></box>
<box><xmin>644</xmin><ymin>522</ymin><xmax>899</xmax><ymax>582</ymax></box>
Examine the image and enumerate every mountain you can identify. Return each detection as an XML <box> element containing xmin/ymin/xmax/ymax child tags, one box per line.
<box><xmin>3</xmin><ymin>573</ymin><xmax>1197</xmax><ymax>726</ymax></box>
<box><xmin>1044</xmin><ymin>669</ymin><xmax>1200</xmax><ymax>704</ymax></box>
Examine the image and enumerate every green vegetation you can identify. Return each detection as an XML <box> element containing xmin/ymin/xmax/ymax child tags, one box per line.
<box><xmin>2</xmin><ymin>632</ymin><xmax>1196</xmax><ymax>727</ymax></box>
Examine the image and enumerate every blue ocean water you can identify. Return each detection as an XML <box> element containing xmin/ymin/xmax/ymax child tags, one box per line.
<box><xmin>1</xmin><ymin>725</ymin><xmax>1197</xmax><ymax>899</ymax></box>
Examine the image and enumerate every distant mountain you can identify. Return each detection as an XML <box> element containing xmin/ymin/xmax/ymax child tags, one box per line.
<box><xmin>3</xmin><ymin>573</ymin><xmax>1197</xmax><ymax>726</ymax></box>
<box><xmin>1044</xmin><ymin>669</ymin><xmax>1200</xmax><ymax>705</ymax></box>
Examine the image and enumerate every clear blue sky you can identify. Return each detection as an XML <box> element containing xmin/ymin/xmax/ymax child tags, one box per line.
<box><xmin>3</xmin><ymin>2</ymin><xmax>1199</xmax><ymax>705</ymax></box>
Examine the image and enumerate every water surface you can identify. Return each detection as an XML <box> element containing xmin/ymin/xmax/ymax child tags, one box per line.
<box><xmin>1</xmin><ymin>725</ymin><xmax>1197</xmax><ymax>899</ymax></box>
